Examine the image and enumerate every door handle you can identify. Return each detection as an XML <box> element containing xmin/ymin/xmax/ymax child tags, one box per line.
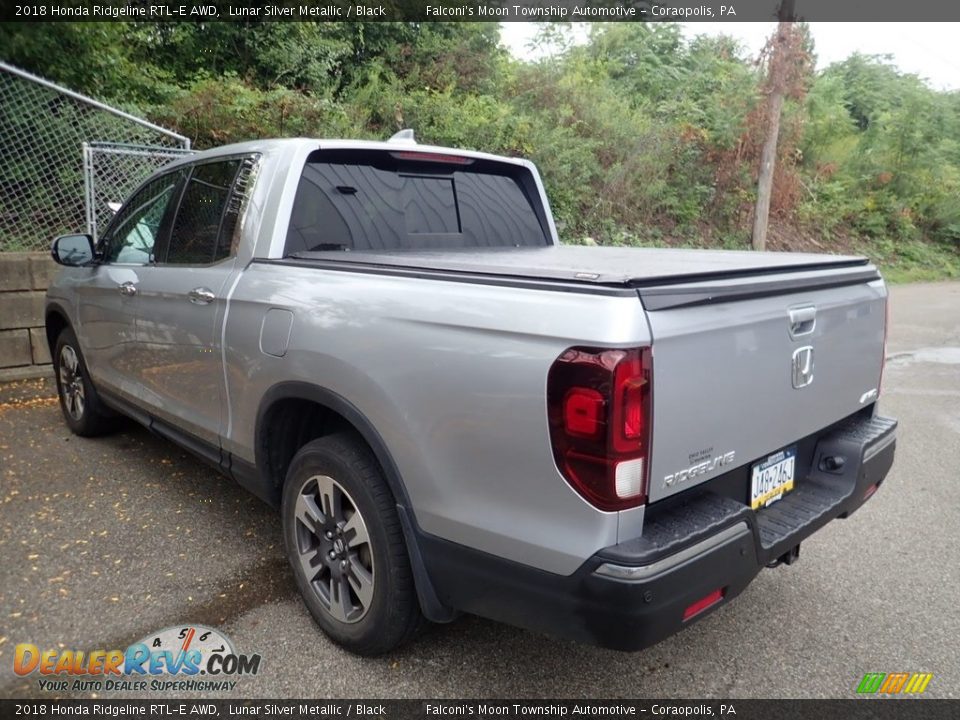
<box><xmin>788</xmin><ymin>305</ymin><xmax>816</xmax><ymax>337</ymax></box>
<box><xmin>117</xmin><ymin>281</ymin><xmax>137</xmax><ymax>297</ymax></box>
<box><xmin>188</xmin><ymin>287</ymin><xmax>216</xmax><ymax>305</ymax></box>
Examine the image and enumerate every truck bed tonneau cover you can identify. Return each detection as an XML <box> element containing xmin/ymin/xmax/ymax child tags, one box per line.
<box><xmin>287</xmin><ymin>245</ymin><xmax>877</xmax><ymax>301</ymax></box>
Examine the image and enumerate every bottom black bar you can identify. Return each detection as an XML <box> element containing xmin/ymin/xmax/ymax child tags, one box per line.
<box><xmin>0</xmin><ymin>699</ymin><xmax>955</xmax><ymax>720</ymax></box>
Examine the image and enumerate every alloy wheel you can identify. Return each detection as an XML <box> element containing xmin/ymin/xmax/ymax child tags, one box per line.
<box><xmin>293</xmin><ymin>474</ymin><xmax>374</xmax><ymax>623</ymax></box>
<box><xmin>58</xmin><ymin>345</ymin><xmax>86</xmax><ymax>421</ymax></box>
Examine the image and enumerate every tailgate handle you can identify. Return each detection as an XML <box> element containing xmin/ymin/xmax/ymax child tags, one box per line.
<box><xmin>788</xmin><ymin>305</ymin><xmax>816</xmax><ymax>337</ymax></box>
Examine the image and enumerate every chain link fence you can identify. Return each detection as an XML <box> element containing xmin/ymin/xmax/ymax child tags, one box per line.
<box><xmin>83</xmin><ymin>142</ymin><xmax>193</xmax><ymax>243</ymax></box>
<box><xmin>0</xmin><ymin>61</ymin><xmax>192</xmax><ymax>252</ymax></box>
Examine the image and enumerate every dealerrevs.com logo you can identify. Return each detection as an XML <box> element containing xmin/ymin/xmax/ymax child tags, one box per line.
<box><xmin>14</xmin><ymin>625</ymin><xmax>261</xmax><ymax>693</ymax></box>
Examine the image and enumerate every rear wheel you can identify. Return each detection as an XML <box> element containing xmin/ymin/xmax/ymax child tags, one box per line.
<box><xmin>53</xmin><ymin>328</ymin><xmax>114</xmax><ymax>437</ymax></box>
<box><xmin>281</xmin><ymin>434</ymin><xmax>423</xmax><ymax>655</ymax></box>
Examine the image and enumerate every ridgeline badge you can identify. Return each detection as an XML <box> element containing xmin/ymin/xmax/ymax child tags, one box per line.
<box><xmin>13</xmin><ymin>625</ymin><xmax>261</xmax><ymax>693</ymax></box>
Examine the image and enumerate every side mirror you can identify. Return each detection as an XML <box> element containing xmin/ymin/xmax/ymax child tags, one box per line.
<box><xmin>51</xmin><ymin>234</ymin><xmax>96</xmax><ymax>266</ymax></box>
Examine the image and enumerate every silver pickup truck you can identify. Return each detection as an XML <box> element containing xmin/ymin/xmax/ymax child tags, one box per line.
<box><xmin>46</xmin><ymin>136</ymin><xmax>897</xmax><ymax>656</ymax></box>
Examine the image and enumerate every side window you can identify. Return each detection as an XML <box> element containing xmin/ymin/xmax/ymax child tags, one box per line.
<box><xmin>100</xmin><ymin>170</ymin><xmax>184</xmax><ymax>264</ymax></box>
<box><xmin>162</xmin><ymin>159</ymin><xmax>242</xmax><ymax>265</ymax></box>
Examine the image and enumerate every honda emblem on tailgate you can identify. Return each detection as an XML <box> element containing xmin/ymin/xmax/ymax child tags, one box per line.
<box><xmin>792</xmin><ymin>346</ymin><xmax>815</xmax><ymax>388</ymax></box>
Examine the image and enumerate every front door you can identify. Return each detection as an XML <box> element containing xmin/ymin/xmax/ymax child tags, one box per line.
<box><xmin>78</xmin><ymin>168</ymin><xmax>186</xmax><ymax>402</ymax></box>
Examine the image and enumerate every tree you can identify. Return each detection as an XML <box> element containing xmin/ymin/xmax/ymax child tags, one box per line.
<box><xmin>752</xmin><ymin>0</ymin><xmax>797</xmax><ymax>250</ymax></box>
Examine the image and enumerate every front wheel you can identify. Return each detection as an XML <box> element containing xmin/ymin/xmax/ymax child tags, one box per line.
<box><xmin>53</xmin><ymin>327</ymin><xmax>114</xmax><ymax>437</ymax></box>
<box><xmin>281</xmin><ymin>434</ymin><xmax>423</xmax><ymax>656</ymax></box>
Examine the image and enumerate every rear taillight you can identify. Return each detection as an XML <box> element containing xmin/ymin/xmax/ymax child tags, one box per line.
<box><xmin>547</xmin><ymin>347</ymin><xmax>652</xmax><ymax>511</ymax></box>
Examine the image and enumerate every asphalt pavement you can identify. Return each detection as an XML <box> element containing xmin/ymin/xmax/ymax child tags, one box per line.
<box><xmin>1</xmin><ymin>282</ymin><xmax>958</xmax><ymax>699</ymax></box>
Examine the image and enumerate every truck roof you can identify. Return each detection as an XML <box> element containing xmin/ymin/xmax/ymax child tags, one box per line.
<box><xmin>161</xmin><ymin>137</ymin><xmax>533</xmax><ymax>172</ymax></box>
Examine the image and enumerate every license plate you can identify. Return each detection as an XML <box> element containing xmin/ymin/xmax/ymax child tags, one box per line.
<box><xmin>750</xmin><ymin>447</ymin><xmax>796</xmax><ymax>510</ymax></box>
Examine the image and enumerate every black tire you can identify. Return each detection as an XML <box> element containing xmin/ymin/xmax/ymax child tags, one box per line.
<box><xmin>53</xmin><ymin>327</ymin><xmax>115</xmax><ymax>437</ymax></box>
<box><xmin>281</xmin><ymin>433</ymin><xmax>424</xmax><ymax>656</ymax></box>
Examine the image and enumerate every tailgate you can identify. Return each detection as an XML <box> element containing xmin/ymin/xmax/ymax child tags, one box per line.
<box><xmin>643</xmin><ymin>268</ymin><xmax>887</xmax><ymax>503</ymax></box>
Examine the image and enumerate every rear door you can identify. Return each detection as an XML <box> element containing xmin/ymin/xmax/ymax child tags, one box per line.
<box><xmin>130</xmin><ymin>155</ymin><xmax>254</xmax><ymax>447</ymax></box>
<box><xmin>643</xmin><ymin>274</ymin><xmax>888</xmax><ymax>503</ymax></box>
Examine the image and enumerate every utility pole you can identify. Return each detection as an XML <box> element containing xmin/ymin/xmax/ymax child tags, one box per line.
<box><xmin>752</xmin><ymin>0</ymin><xmax>796</xmax><ymax>251</ymax></box>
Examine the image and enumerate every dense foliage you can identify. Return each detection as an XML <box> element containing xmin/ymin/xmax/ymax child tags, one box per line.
<box><xmin>4</xmin><ymin>20</ymin><xmax>959</xmax><ymax>279</ymax></box>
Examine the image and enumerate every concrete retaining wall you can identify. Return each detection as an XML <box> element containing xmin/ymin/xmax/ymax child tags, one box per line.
<box><xmin>0</xmin><ymin>252</ymin><xmax>58</xmax><ymax>381</ymax></box>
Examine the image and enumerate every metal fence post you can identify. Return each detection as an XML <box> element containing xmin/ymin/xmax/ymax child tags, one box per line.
<box><xmin>82</xmin><ymin>142</ymin><xmax>93</xmax><ymax>238</ymax></box>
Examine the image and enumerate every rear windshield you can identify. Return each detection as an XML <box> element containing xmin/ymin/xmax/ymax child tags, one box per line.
<box><xmin>284</xmin><ymin>150</ymin><xmax>549</xmax><ymax>255</ymax></box>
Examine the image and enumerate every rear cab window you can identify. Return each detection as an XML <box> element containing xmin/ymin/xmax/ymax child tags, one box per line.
<box><xmin>284</xmin><ymin>149</ymin><xmax>551</xmax><ymax>256</ymax></box>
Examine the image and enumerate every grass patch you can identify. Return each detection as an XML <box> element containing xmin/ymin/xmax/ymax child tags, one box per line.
<box><xmin>855</xmin><ymin>237</ymin><xmax>960</xmax><ymax>284</ymax></box>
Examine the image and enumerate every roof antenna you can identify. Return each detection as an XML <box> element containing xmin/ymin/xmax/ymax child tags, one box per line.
<box><xmin>389</xmin><ymin>128</ymin><xmax>416</xmax><ymax>144</ymax></box>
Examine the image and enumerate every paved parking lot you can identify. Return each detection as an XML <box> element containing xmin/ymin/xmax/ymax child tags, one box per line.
<box><xmin>1</xmin><ymin>282</ymin><xmax>958</xmax><ymax>699</ymax></box>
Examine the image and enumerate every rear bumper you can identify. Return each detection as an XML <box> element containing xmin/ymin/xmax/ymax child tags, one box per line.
<box><xmin>418</xmin><ymin>414</ymin><xmax>897</xmax><ymax>651</ymax></box>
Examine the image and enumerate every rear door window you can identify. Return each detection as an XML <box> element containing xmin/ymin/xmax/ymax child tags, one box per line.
<box><xmin>285</xmin><ymin>151</ymin><xmax>549</xmax><ymax>255</ymax></box>
<box><xmin>160</xmin><ymin>158</ymin><xmax>242</xmax><ymax>265</ymax></box>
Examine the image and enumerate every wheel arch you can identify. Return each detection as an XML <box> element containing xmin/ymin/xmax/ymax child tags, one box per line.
<box><xmin>44</xmin><ymin>302</ymin><xmax>72</xmax><ymax>355</ymax></box>
<box><xmin>254</xmin><ymin>381</ymin><xmax>412</xmax><ymax>508</ymax></box>
<box><xmin>253</xmin><ymin>380</ymin><xmax>456</xmax><ymax>623</ymax></box>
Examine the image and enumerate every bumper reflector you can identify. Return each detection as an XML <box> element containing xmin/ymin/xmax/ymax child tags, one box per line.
<box><xmin>682</xmin><ymin>588</ymin><xmax>725</xmax><ymax>622</ymax></box>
